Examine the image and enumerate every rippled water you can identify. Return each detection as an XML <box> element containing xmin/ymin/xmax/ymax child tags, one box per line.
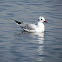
<box><xmin>0</xmin><ymin>0</ymin><xmax>62</xmax><ymax>62</ymax></box>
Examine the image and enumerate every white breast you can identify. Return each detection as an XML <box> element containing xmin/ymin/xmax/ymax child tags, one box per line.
<box><xmin>35</xmin><ymin>22</ymin><xmax>45</xmax><ymax>32</ymax></box>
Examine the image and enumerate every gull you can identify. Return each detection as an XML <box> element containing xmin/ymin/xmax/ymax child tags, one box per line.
<box><xmin>13</xmin><ymin>16</ymin><xmax>47</xmax><ymax>32</ymax></box>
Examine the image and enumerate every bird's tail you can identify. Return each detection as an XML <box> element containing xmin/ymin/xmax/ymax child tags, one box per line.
<box><xmin>12</xmin><ymin>19</ymin><xmax>22</xmax><ymax>24</ymax></box>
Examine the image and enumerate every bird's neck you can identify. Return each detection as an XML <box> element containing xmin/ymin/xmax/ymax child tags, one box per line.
<box><xmin>37</xmin><ymin>22</ymin><xmax>45</xmax><ymax>32</ymax></box>
<box><xmin>38</xmin><ymin>22</ymin><xmax>44</xmax><ymax>27</ymax></box>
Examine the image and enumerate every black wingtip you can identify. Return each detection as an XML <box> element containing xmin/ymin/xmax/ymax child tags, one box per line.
<box><xmin>14</xmin><ymin>20</ymin><xmax>22</xmax><ymax>24</ymax></box>
<box><xmin>12</xmin><ymin>19</ymin><xmax>22</xmax><ymax>24</ymax></box>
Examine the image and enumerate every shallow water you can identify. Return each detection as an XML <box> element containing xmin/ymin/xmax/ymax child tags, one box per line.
<box><xmin>0</xmin><ymin>0</ymin><xmax>62</xmax><ymax>62</ymax></box>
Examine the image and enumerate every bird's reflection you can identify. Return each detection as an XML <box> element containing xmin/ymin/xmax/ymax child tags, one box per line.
<box><xmin>15</xmin><ymin>31</ymin><xmax>45</xmax><ymax>61</ymax></box>
<box><xmin>29</xmin><ymin>32</ymin><xmax>44</xmax><ymax>61</ymax></box>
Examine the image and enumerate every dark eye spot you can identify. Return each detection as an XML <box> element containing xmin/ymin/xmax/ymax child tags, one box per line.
<box><xmin>41</xmin><ymin>19</ymin><xmax>42</xmax><ymax>20</ymax></box>
<box><xmin>38</xmin><ymin>19</ymin><xmax>39</xmax><ymax>21</ymax></box>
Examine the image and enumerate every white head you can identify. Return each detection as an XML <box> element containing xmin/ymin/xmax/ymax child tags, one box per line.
<box><xmin>38</xmin><ymin>16</ymin><xmax>47</xmax><ymax>23</ymax></box>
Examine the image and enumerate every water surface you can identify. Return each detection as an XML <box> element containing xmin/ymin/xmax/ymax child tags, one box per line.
<box><xmin>0</xmin><ymin>0</ymin><xmax>62</xmax><ymax>62</ymax></box>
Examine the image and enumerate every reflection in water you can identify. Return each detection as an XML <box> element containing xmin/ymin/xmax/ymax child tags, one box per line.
<box><xmin>15</xmin><ymin>31</ymin><xmax>45</xmax><ymax>62</ymax></box>
<box><xmin>29</xmin><ymin>32</ymin><xmax>44</xmax><ymax>61</ymax></box>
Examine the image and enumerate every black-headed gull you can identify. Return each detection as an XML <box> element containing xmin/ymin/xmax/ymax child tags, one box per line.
<box><xmin>13</xmin><ymin>16</ymin><xmax>47</xmax><ymax>32</ymax></box>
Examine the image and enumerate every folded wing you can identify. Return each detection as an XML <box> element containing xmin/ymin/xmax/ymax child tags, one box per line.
<box><xmin>13</xmin><ymin>19</ymin><xmax>37</xmax><ymax>32</ymax></box>
<box><xmin>20</xmin><ymin>23</ymin><xmax>37</xmax><ymax>31</ymax></box>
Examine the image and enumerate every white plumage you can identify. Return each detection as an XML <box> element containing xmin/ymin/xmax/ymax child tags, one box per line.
<box><xmin>14</xmin><ymin>16</ymin><xmax>47</xmax><ymax>32</ymax></box>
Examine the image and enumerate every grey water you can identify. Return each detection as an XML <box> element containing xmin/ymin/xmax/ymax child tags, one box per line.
<box><xmin>0</xmin><ymin>0</ymin><xmax>62</xmax><ymax>62</ymax></box>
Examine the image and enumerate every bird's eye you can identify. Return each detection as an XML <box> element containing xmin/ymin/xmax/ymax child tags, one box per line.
<box><xmin>41</xmin><ymin>19</ymin><xmax>42</xmax><ymax>20</ymax></box>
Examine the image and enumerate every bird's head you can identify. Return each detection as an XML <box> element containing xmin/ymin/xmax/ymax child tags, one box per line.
<box><xmin>38</xmin><ymin>16</ymin><xmax>47</xmax><ymax>23</ymax></box>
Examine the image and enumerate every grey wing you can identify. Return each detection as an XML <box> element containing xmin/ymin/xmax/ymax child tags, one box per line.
<box><xmin>20</xmin><ymin>24</ymin><xmax>36</xmax><ymax>30</ymax></box>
